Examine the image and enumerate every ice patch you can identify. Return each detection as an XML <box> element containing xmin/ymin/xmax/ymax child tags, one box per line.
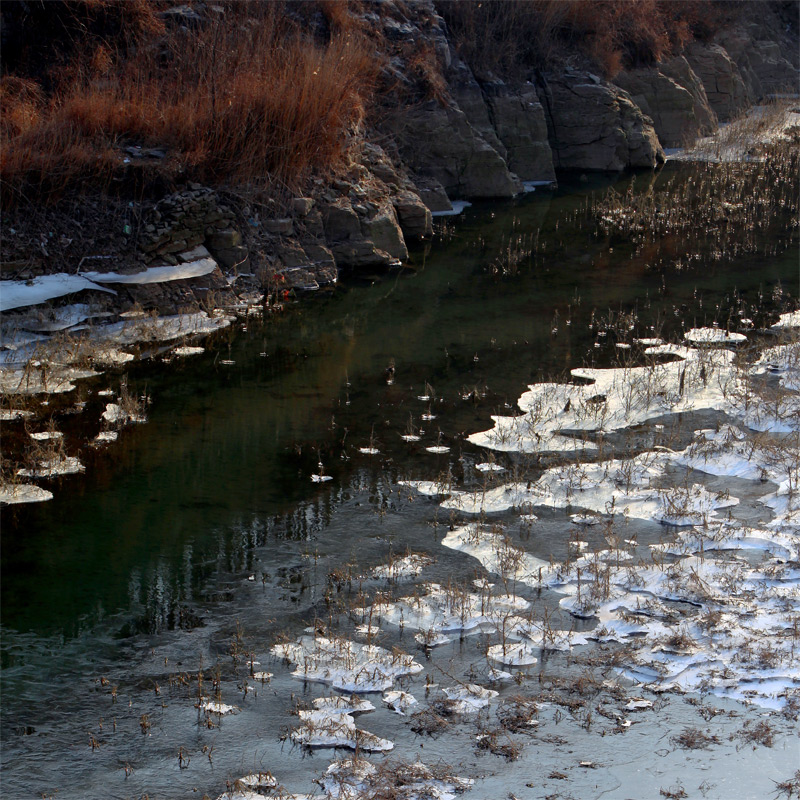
<box><xmin>431</xmin><ymin>201</ymin><xmax>472</xmax><ymax>217</ymax></box>
<box><xmin>81</xmin><ymin>258</ymin><xmax>217</xmax><ymax>285</ymax></box>
<box><xmin>684</xmin><ymin>327</ymin><xmax>747</xmax><ymax>344</ymax></box>
<box><xmin>0</xmin><ymin>483</ymin><xmax>54</xmax><ymax>504</ymax></box>
<box><xmin>0</xmin><ymin>274</ymin><xmax>115</xmax><ymax>312</ymax></box>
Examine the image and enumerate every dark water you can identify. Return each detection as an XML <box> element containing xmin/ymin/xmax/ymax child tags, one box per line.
<box><xmin>1</xmin><ymin>164</ymin><xmax>797</xmax><ymax>799</ymax></box>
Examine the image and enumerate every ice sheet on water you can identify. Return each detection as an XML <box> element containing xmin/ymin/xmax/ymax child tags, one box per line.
<box><xmin>0</xmin><ymin>483</ymin><xmax>53</xmax><ymax>504</ymax></box>
<box><xmin>0</xmin><ymin>274</ymin><xmax>115</xmax><ymax>312</ymax></box>
<box><xmin>81</xmin><ymin>257</ymin><xmax>217</xmax><ymax>285</ymax></box>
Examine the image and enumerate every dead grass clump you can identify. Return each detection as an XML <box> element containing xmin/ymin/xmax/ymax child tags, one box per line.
<box><xmin>497</xmin><ymin>695</ymin><xmax>541</xmax><ymax>732</ymax></box>
<box><xmin>409</xmin><ymin>708</ymin><xmax>450</xmax><ymax>736</ymax></box>
<box><xmin>737</xmin><ymin>719</ymin><xmax>775</xmax><ymax>748</ymax></box>
<box><xmin>438</xmin><ymin>0</ymin><xmax>730</xmax><ymax>79</ymax></box>
<box><xmin>1</xmin><ymin>2</ymin><xmax>377</xmax><ymax>204</ymax></box>
<box><xmin>671</xmin><ymin>726</ymin><xmax>720</xmax><ymax>750</ymax></box>
<box><xmin>775</xmin><ymin>771</ymin><xmax>800</xmax><ymax>799</ymax></box>
<box><xmin>475</xmin><ymin>726</ymin><xmax>523</xmax><ymax>761</ymax></box>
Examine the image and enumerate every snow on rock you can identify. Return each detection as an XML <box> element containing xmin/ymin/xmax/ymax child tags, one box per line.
<box><xmin>81</xmin><ymin>258</ymin><xmax>217</xmax><ymax>285</ymax></box>
<box><xmin>0</xmin><ymin>483</ymin><xmax>54</xmax><ymax>504</ymax></box>
<box><xmin>0</xmin><ymin>274</ymin><xmax>115</xmax><ymax>312</ymax></box>
<box><xmin>272</xmin><ymin>634</ymin><xmax>423</xmax><ymax>693</ymax></box>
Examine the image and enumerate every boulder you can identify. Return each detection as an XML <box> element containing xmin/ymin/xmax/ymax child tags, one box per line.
<box><xmin>537</xmin><ymin>74</ymin><xmax>664</xmax><ymax>171</ymax></box>
<box><xmin>389</xmin><ymin>100</ymin><xmax>520</xmax><ymax>198</ymax></box>
<box><xmin>263</xmin><ymin>218</ymin><xmax>294</xmax><ymax>236</ymax></box>
<box><xmin>714</xmin><ymin>27</ymin><xmax>798</xmax><ymax>100</ymax></box>
<box><xmin>614</xmin><ymin>67</ymin><xmax>705</xmax><ymax>147</ymax></box>
<box><xmin>659</xmin><ymin>56</ymin><xmax>717</xmax><ymax>136</ymax></box>
<box><xmin>322</xmin><ymin>200</ymin><xmax>362</xmax><ymax>242</ymax></box>
<box><xmin>213</xmin><ymin>245</ymin><xmax>249</xmax><ymax>270</ymax></box>
<box><xmin>360</xmin><ymin>203</ymin><xmax>408</xmax><ymax>262</ymax></box>
<box><xmin>685</xmin><ymin>42</ymin><xmax>751</xmax><ymax>122</ymax></box>
<box><xmin>291</xmin><ymin>197</ymin><xmax>314</xmax><ymax>217</ymax></box>
<box><xmin>412</xmin><ymin>177</ymin><xmax>452</xmax><ymax>212</ymax></box>
<box><xmin>449</xmin><ymin>62</ymin><xmax>508</xmax><ymax>159</ymax></box>
<box><xmin>206</xmin><ymin>229</ymin><xmax>242</xmax><ymax>250</ymax></box>
<box><xmin>482</xmin><ymin>81</ymin><xmax>556</xmax><ymax>181</ymax></box>
<box><xmin>321</xmin><ymin>198</ymin><xmax>407</xmax><ymax>269</ymax></box>
<box><xmin>392</xmin><ymin>190</ymin><xmax>433</xmax><ymax>239</ymax></box>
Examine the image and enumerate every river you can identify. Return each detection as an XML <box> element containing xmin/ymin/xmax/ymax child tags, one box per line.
<box><xmin>2</xmin><ymin>164</ymin><xmax>798</xmax><ymax>800</ymax></box>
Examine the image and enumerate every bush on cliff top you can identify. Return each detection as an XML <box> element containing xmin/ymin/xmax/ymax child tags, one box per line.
<box><xmin>1</xmin><ymin>0</ymin><xmax>375</xmax><ymax>205</ymax></box>
<box><xmin>438</xmin><ymin>0</ymin><xmax>734</xmax><ymax>78</ymax></box>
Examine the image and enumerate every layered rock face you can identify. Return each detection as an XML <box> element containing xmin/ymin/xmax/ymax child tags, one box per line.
<box><xmin>613</xmin><ymin>64</ymin><xmax>715</xmax><ymax>147</ymax></box>
<box><xmin>5</xmin><ymin>0</ymin><xmax>796</xmax><ymax>308</ymax></box>
<box><xmin>537</xmin><ymin>74</ymin><xmax>665</xmax><ymax>170</ymax></box>
<box><xmin>126</xmin><ymin>1</ymin><xmax>799</xmax><ymax>292</ymax></box>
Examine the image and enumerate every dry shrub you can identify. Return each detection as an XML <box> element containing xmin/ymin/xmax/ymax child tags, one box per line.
<box><xmin>1</xmin><ymin>1</ymin><xmax>377</xmax><ymax>204</ymax></box>
<box><xmin>439</xmin><ymin>0</ymin><xmax>733</xmax><ymax>79</ymax></box>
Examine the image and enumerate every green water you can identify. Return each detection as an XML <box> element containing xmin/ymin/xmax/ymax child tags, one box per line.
<box><xmin>1</xmin><ymin>167</ymin><xmax>797</xmax><ymax>644</ymax></box>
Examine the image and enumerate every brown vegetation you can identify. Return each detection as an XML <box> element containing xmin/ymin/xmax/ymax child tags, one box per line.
<box><xmin>438</xmin><ymin>0</ymin><xmax>732</xmax><ymax>78</ymax></box>
<box><xmin>1</xmin><ymin>1</ymin><xmax>376</xmax><ymax>205</ymax></box>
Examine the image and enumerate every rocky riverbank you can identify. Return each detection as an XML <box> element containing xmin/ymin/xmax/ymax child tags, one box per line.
<box><xmin>1</xmin><ymin>0</ymin><xmax>798</xmax><ymax>332</ymax></box>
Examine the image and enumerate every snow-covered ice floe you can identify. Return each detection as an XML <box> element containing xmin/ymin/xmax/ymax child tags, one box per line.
<box><xmin>272</xmin><ymin>634</ymin><xmax>423</xmax><ymax>693</ymax></box>
<box><xmin>0</xmin><ymin>483</ymin><xmax>53</xmax><ymax>504</ymax></box>
<box><xmin>400</xmin><ymin>319</ymin><xmax>800</xmax><ymax>707</ymax></box>
<box><xmin>314</xmin><ymin>758</ymin><xmax>473</xmax><ymax>800</ymax></box>
<box><xmin>17</xmin><ymin>455</ymin><xmax>84</xmax><ymax>478</ymax></box>
<box><xmin>372</xmin><ymin>552</ymin><xmax>434</xmax><ymax>580</ymax></box>
<box><xmin>684</xmin><ymin>327</ymin><xmax>747</xmax><ymax>344</ymax></box>
<box><xmin>771</xmin><ymin>309</ymin><xmax>800</xmax><ymax>329</ymax></box>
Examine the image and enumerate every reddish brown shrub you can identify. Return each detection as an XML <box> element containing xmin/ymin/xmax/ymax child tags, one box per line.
<box><xmin>1</xmin><ymin>2</ymin><xmax>377</xmax><ymax>204</ymax></box>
